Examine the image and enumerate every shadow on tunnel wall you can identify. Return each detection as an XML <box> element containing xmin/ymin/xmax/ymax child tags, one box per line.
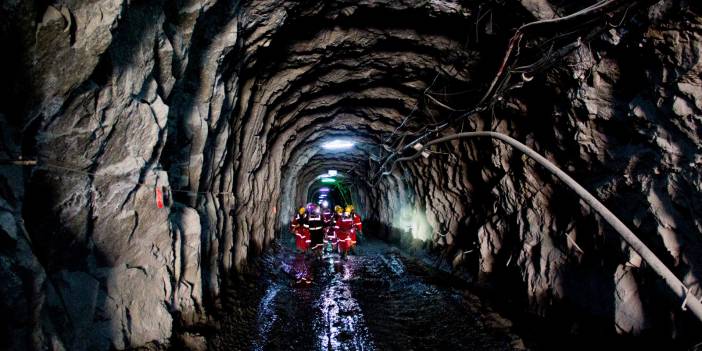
<box><xmin>445</xmin><ymin>10</ymin><xmax>702</xmax><ymax>344</ymax></box>
<box><xmin>6</xmin><ymin>0</ymin><xmax>217</xmax><ymax>348</ymax></box>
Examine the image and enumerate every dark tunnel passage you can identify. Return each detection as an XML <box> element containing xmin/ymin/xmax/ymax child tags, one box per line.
<box><xmin>1</xmin><ymin>0</ymin><xmax>702</xmax><ymax>350</ymax></box>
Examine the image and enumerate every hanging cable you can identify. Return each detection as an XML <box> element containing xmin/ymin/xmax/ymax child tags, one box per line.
<box><xmin>371</xmin><ymin>107</ymin><xmax>483</xmax><ymax>184</ymax></box>
<box><xmin>382</xmin><ymin>72</ymin><xmax>442</xmax><ymax>146</ymax></box>
<box><xmin>379</xmin><ymin>130</ymin><xmax>702</xmax><ymax>323</ymax></box>
<box><xmin>371</xmin><ymin>0</ymin><xmax>635</xmax><ymax>182</ymax></box>
<box><xmin>478</xmin><ymin>0</ymin><xmax>624</xmax><ymax>105</ymax></box>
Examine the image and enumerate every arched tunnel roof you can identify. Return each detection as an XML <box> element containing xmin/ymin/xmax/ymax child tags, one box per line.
<box><xmin>213</xmin><ymin>0</ymin><xmax>535</xmax><ymax>239</ymax></box>
<box><xmin>1</xmin><ymin>0</ymin><xmax>701</xmax><ymax>349</ymax></box>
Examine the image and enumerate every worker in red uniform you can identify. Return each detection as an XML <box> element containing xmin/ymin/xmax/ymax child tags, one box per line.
<box><xmin>307</xmin><ymin>203</ymin><xmax>325</xmax><ymax>259</ymax></box>
<box><xmin>333</xmin><ymin>205</ymin><xmax>343</xmax><ymax>250</ymax></box>
<box><xmin>335</xmin><ymin>206</ymin><xmax>356</xmax><ymax>259</ymax></box>
<box><xmin>322</xmin><ymin>205</ymin><xmax>335</xmax><ymax>252</ymax></box>
<box><xmin>330</xmin><ymin>205</ymin><xmax>344</xmax><ymax>253</ymax></box>
<box><xmin>347</xmin><ymin>204</ymin><xmax>362</xmax><ymax>252</ymax></box>
<box><xmin>291</xmin><ymin>206</ymin><xmax>310</xmax><ymax>252</ymax></box>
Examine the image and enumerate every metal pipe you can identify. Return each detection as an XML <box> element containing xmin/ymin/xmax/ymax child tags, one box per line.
<box><xmin>387</xmin><ymin>131</ymin><xmax>702</xmax><ymax>323</ymax></box>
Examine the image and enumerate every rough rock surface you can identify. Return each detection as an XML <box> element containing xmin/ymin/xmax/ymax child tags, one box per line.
<box><xmin>0</xmin><ymin>0</ymin><xmax>700</xmax><ymax>349</ymax></box>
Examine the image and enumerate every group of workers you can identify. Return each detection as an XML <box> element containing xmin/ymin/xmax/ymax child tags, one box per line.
<box><xmin>291</xmin><ymin>203</ymin><xmax>362</xmax><ymax>259</ymax></box>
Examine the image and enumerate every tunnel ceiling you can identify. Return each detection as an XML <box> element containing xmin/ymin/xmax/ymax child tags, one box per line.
<box><xmin>233</xmin><ymin>0</ymin><xmax>520</xmax><ymax>217</ymax></box>
<box><xmin>1</xmin><ymin>0</ymin><xmax>702</xmax><ymax>349</ymax></box>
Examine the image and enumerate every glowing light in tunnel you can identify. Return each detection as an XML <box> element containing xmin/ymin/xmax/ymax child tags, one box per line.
<box><xmin>391</xmin><ymin>205</ymin><xmax>431</xmax><ymax>241</ymax></box>
<box><xmin>317</xmin><ymin>170</ymin><xmax>342</xmax><ymax>179</ymax></box>
<box><xmin>322</xmin><ymin>200</ymin><xmax>329</xmax><ymax>208</ymax></box>
<box><xmin>321</xmin><ymin>178</ymin><xmax>335</xmax><ymax>183</ymax></box>
<box><xmin>319</xmin><ymin>187</ymin><xmax>330</xmax><ymax>192</ymax></box>
<box><xmin>322</xmin><ymin>140</ymin><xmax>355</xmax><ymax>150</ymax></box>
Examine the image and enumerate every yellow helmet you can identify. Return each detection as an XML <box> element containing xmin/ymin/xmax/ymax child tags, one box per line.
<box><xmin>345</xmin><ymin>204</ymin><xmax>354</xmax><ymax>213</ymax></box>
<box><xmin>334</xmin><ymin>205</ymin><xmax>342</xmax><ymax>213</ymax></box>
<box><xmin>298</xmin><ymin>207</ymin><xmax>306</xmax><ymax>215</ymax></box>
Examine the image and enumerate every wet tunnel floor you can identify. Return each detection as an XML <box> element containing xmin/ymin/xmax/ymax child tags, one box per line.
<box><xmin>211</xmin><ymin>239</ymin><xmax>524</xmax><ymax>351</ymax></box>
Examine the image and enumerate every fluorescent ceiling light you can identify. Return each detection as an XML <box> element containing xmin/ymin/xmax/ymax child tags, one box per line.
<box><xmin>322</xmin><ymin>140</ymin><xmax>355</xmax><ymax>150</ymax></box>
<box><xmin>319</xmin><ymin>187</ymin><xmax>330</xmax><ymax>192</ymax></box>
<box><xmin>321</xmin><ymin>178</ymin><xmax>335</xmax><ymax>183</ymax></box>
<box><xmin>316</xmin><ymin>171</ymin><xmax>344</xmax><ymax>179</ymax></box>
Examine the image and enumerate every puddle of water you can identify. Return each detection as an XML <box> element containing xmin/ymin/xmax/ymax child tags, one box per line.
<box><xmin>316</xmin><ymin>259</ymin><xmax>375</xmax><ymax>351</ymax></box>
<box><xmin>252</xmin><ymin>284</ymin><xmax>280</xmax><ymax>351</ymax></box>
<box><xmin>213</xmin><ymin>241</ymin><xmax>521</xmax><ymax>351</ymax></box>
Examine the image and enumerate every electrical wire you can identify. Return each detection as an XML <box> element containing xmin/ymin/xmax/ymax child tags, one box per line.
<box><xmin>378</xmin><ymin>130</ymin><xmax>702</xmax><ymax>323</ymax></box>
<box><xmin>371</xmin><ymin>107</ymin><xmax>483</xmax><ymax>183</ymax></box>
<box><xmin>478</xmin><ymin>0</ymin><xmax>623</xmax><ymax>105</ymax></box>
<box><xmin>382</xmin><ymin>72</ymin><xmax>442</xmax><ymax>145</ymax></box>
<box><xmin>372</xmin><ymin>0</ymin><xmax>634</xmax><ymax>181</ymax></box>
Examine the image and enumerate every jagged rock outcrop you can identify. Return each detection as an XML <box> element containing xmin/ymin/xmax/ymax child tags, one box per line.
<box><xmin>0</xmin><ymin>0</ymin><xmax>700</xmax><ymax>349</ymax></box>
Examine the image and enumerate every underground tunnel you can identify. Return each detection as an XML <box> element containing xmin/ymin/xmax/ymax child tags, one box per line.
<box><xmin>1</xmin><ymin>0</ymin><xmax>702</xmax><ymax>349</ymax></box>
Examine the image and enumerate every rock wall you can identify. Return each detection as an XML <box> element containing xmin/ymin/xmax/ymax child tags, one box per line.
<box><xmin>0</xmin><ymin>0</ymin><xmax>700</xmax><ymax>349</ymax></box>
<box><xmin>367</xmin><ymin>0</ymin><xmax>702</xmax><ymax>338</ymax></box>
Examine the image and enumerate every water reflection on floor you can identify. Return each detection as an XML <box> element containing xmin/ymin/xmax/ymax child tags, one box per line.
<box><xmin>252</xmin><ymin>284</ymin><xmax>280</xmax><ymax>351</ymax></box>
<box><xmin>315</xmin><ymin>256</ymin><xmax>375</xmax><ymax>351</ymax></box>
<box><xmin>212</xmin><ymin>240</ymin><xmax>521</xmax><ymax>351</ymax></box>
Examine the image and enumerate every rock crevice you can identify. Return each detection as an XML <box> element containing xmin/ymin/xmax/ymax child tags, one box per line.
<box><xmin>0</xmin><ymin>0</ymin><xmax>701</xmax><ymax>349</ymax></box>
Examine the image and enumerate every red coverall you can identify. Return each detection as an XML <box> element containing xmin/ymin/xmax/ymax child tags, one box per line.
<box><xmin>291</xmin><ymin>213</ymin><xmax>310</xmax><ymax>252</ymax></box>
<box><xmin>351</xmin><ymin>212</ymin><xmax>362</xmax><ymax>248</ymax></box>
<box><xmin>335</xmin><ymin>213</ymin><xmax>356</xmax><ymax>253</ymax></box>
